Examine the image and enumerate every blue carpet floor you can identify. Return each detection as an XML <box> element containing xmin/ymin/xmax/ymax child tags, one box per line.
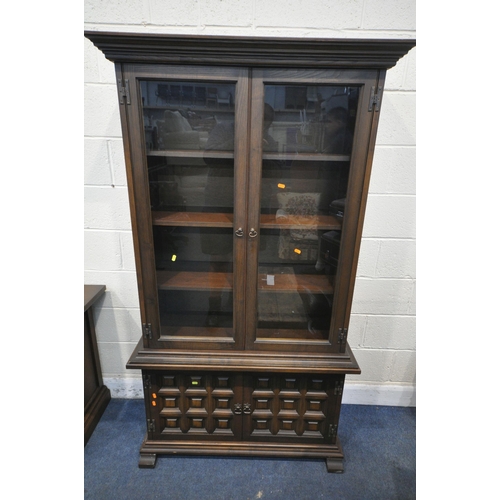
<box><xmin>84</xmin><ymin>399</ymin><xmax>415</xmax><ymax>500</ymax></box>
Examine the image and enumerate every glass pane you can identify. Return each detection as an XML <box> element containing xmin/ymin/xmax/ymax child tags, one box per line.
<box><xmin>257</xmin><ymin>84</ymin><xmax>358</xmax><ymax>341</ymax></box>
<box><xmin>141</xmin><ymin>80</ymin><xmax>237</xmax><ymax>340</ymax></box>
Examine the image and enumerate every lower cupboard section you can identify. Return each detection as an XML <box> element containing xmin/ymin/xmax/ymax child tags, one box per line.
<box><xmin>139</xmin><ymin>370</ymin><xmax>347</xmax><ymax>472</ymax></box>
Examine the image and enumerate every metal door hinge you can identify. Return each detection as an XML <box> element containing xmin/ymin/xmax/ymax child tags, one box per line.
<box><xmin>147</xmin><ymin>419</ymin><xmax>155</xmax><ymax>433</ymax></box>
<box><xmin>118</xmin><ymin>78</ymin><xmax>130</xmax><ymax>105</ymax></box>
<box><xmin>368</xmin><ymin>85</ymin><xmax>382</xmax><ymax>112</ymax></box>
<box><xmin>328</xmin><ymin>424</ymin><xmax>338</xmax><ymax>440</ymax></box>
<box><xmin>338</xmin><ymin>328</ymin><xmax>348</xmax><ymax>344</ymax></box>
<box><xmin>143</xmin><ymin>323</ymin><xmax>152</xmax><ymax>340</ymax></box>
<box><xmin>334</xmin><ymin>380</ymin><xmax>344</xmax><ymax>396</ymax></box>
<box><xmin>143</xmin><ymin>374</ymin><xmax>152</xmax><ymax>389</ymax></box>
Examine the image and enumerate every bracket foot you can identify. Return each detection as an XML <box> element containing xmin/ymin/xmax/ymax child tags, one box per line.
<box><xmin>139</xmin><ymin>453</ymin><xmax>157</xmax><ymax>468</ymax></box>
<box><xmin>326</xmin><ymin>457</ymin><xmax>344</xmax><ymax>473</ymax></box>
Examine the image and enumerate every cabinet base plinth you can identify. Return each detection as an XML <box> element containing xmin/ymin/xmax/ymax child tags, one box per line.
<box><xmin>138</xmin><ymin>435</ymin><xmax>344</xmax><ymax>471</ymax></box>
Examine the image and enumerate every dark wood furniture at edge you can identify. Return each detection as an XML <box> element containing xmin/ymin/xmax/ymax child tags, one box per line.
<box><xmin>84</xmin><ymin>285</ymin><xmax>111</xmax><ymax>445</ymax></box>
<box><xmin>84</xmin><ymin>31</ymin><xmax>415</xmax><ymax>472</ymax></box>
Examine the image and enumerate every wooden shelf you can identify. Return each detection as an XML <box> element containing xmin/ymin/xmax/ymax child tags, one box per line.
<box><xmin>159</xmin><ymin>326</ymin><xmax>234</xmax><ymax>339</ymax></box>
<box><xmin>256</xmin><ymin>328</ymin><xmax>328</xmax><ymax>341</ymax></box>
<box><xmin>153</xmin><ymin>211</ymin><xmax>233</xmax><ymax>227</ymax></box>
<box><xmin>157</xmin><ymin>271</ymin><xmax>233</xmax><ymax>291</ymax></box>
<box><xmin>260</xmin><ymin>214</ymin><xmax>341</xmax><ymax>230</ymax></box>
<box><xmin>143</xmin><ymin>105</ymin><xmax>233</xmax><ymax>113</ymax></box>
<box><xmin>258</xmin><ymin>273</ymin><xmax>333</xmax><ymax>294</ymax></box>
<box><xmin>146</xmin><ymin>150</ymin><xmax>349</xmax><ymax>163</ymax></box>
<box><xmin>152</xmin><ymin>211</ymin><xmax>341</xmax><ymax>230</ymax></box>
<box><xmin>147</xmin><ymin>149</ymin><xmax>234</xmax><ymax>159</ymax></box>
<box><xmin>156</xmin><ymin>270</ymin><xmax>332</xmax><ymax>294</ymax></box>
<box><xmin>263</xmin><ymin>152</ymin><xmax>350</xmax><ymax>162</ymax></box>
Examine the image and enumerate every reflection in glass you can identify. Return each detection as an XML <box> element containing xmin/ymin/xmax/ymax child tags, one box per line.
<box><xmin>140</xmin><ymin>80</ymin><xmax>237</xmax><ymax>339</ymax></box>
<box><xmin>140</xmin><ymin>80</ymin><xmax>235</xmax><ymax>152</ymax></box>
<box><xmin>264</xmin><ymin>85</ymin><xmax>357</xmax><ymax>155</ymax></box>
<box><xmin>257</xmin><ymin>84</ymin><xmax>358</xmax><ymax>341</ymax></box>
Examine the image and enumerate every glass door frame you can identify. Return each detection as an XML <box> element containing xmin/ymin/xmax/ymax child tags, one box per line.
<box><xmin>245</xmin><ymin>67</ymin><xmax>380</xmax><ymax>353</ymax></box>
<box><xmin>121</xmin><ymin>63</ymin><xmax>250</xmax><ymax>350</ymax></box>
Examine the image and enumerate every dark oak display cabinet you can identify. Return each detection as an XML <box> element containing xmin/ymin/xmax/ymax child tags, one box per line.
<box><xmin>85</xmin><ymin>32</ymin><xmax>415</xmax><ymax>472</ymax></box>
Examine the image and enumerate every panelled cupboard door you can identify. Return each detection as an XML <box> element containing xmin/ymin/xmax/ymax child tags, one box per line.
<box><xmin>241</xmin><ymin>373</ymin><xmax>343</xmax><ymax>444</ymax></box>
<box><xmin>121</xmin><ymin>64</ymin><xmax>250</xmax><ymax>350</ymax></box>
<box><xmin>143</xmin><ymin>371</ymin><xmax>343</xmax><ymax>445</ymax></box>
<box><xmin>245</xmin><ymin>68</ymin><xmax>380</xmax><ymax>353</ymax></box>
<box><xmin>144</xmin><ymin>372</ymin><xmax>244</xmax><ymax>441</ymax></box>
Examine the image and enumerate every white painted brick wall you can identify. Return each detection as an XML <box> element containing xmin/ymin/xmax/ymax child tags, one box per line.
<box><xmin>84</xmin><ymin>187</ymin><xmax>132</xmax><ymax>230</ymax></box>
<box><xmin>84</xmin><ymin>0</ymin><xmax>416</xmax><ymax>405</ymax></box>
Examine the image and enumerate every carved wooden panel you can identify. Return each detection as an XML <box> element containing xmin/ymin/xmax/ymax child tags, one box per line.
<box><xmin>145</xmin><ymin>372</ymin><xmax>242</xmax><ymax>440</ymax></box>
<box><xmin>144</xmin><ymin>371</ymin><xmax>344</xmax><ymax>445</ymax></box>
<box><xmin>244</xmin><ymin>374</ymin><xmax>344</xmax><ymax>443</ymax></box>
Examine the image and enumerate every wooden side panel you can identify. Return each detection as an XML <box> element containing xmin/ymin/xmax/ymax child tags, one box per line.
<box><xmin>342</xmin><ymin>71</ymin><xmax>387</xmax><ymax>332</ymax></box>
<box><xmin>84</xmin><ymin>285</ymin><xmax>111</xmax><ymax>445</ymax></box>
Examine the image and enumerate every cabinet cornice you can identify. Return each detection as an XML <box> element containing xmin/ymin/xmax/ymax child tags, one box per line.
<box><xmin>85</xmin><ymin>31</ymin><xmax>415</xmax><ymax>69</ymax></box>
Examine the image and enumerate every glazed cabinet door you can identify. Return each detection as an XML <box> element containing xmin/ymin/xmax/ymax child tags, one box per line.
<box><xmin>245</xmin><ymin>68</ymin><xmax>381</xmax><ymax>353</ymax></box>
<box><xmin>121</xmin><ymin>65</ymin><xmax>250</xmax><ymax>350</ymax></box>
